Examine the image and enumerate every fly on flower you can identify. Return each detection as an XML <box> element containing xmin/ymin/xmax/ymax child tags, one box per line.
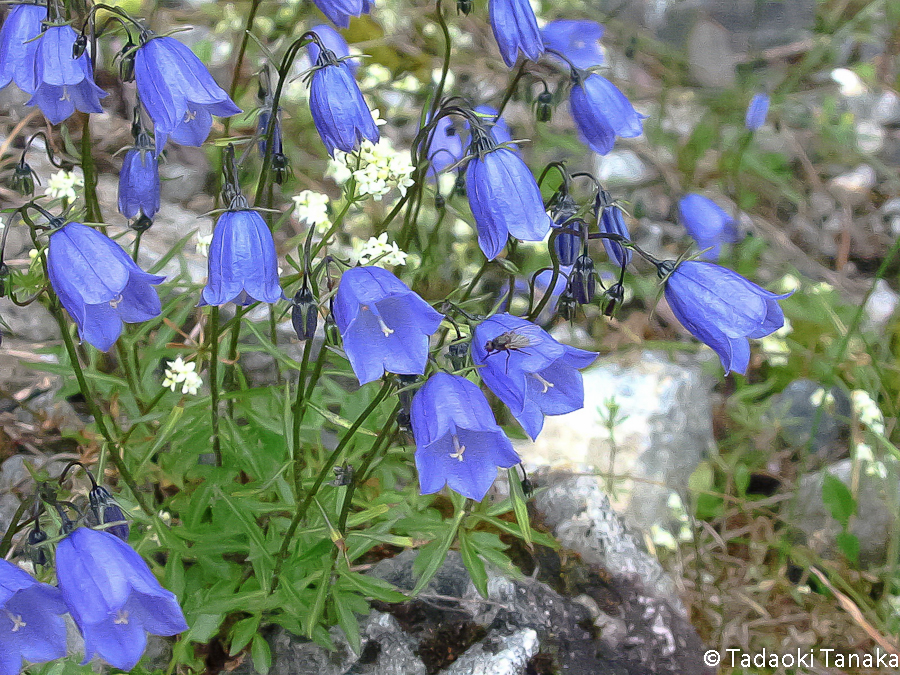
<box><xmin>484</xmin><ymin>329</ymin><xmax>532</xmax><ymax>372</ymax></box>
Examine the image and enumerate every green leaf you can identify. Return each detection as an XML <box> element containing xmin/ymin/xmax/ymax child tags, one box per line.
<box><xmin>507</xmin><ymin>467</ymin><xmax>532</xmax><ymax>549</ymax></box>
<box><xmin>458</xmin><ymin>530</ymin><xmax>488</xmax><ymax>598</ymax></box>
<box><xmin>339</xmin><ymin>570</ymin><xmax>408</xmax><ymax>603</ymax></box>
<box><xmin>822</xmin><ymin>474</ymin><xmax>855</xmax><ymax>527</ymax></box>
<box><xmin>251</xmin><ymin>634</ymin><xmax>272</xmax><ymax>675</ymax></box>
<box><xmin>333</xmin><ymin>591</ymin><xmax>362</xmax><ymax>654</ymax></box>
<box><xmin>836</xmin><ymin>531</ymin><xmax>860</xmax><ymax>563</ymax></box>
<box><xmin>230</xmin><ymin>615</ymin><xmax>261</xmax><ymax>655</ymax></box>
<box><xmin>412</xmin><ymin>507</ymin><xmax>465</xmax><ymax>595</ymax></box>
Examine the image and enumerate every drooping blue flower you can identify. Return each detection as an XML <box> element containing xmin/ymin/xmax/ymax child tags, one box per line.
<box><xmin>426</xmin><ymin>115</ymin><xmax>464</xmax><ymax>177</ymax></box>
<box><xmin>745</xmin><ymin>92</ymin><xmax>770</xmax><ymax>131</ymax></box>
<box><xmin>466</xmin><ymin>144</ymin><xmax>552</xmax><ymax>260</ymax></box>
<box><xmin>677</xmin><ymin>193</ymin><xmax>740</xmax><ymax>261</ymax></box>
<box><xmin>541</xmin><ymin>19</ymin><xmax>605</xmax><ymax>70</ymax></box>
<box><xmin>134</xmin><ymin>36</ymin><xmax>241</xmax><ymax>154</ymax></box>
<box><xmin>410</xmin><ymin>372</ymin><xmax>521</xmax><ymax>501</ymax></box>
<box><xmin>118</xmin><ymin>132</ymin><xmax>160</xmax><ymax>224</ymax></box>
<box><xmin>489</xmin><ymin>0</ymin><xmax>544</xmax><ymax>67</ymax></box>
<box><xmin>48</xmin><ymin>222</ymin><xmax>165</xmax><ymax>351</ymax></box>
<box><xmin>307</xmin><ymin>25</ymin><xmax>358</xmax><ymax>73</ymax></box>
<box><xmin>0</xmin><ymin>559</ymin><xmax>68</xmax><ymax>675</ymax></box>
<box><xmin>553</xmin><ymin>218</ymin><xmax>585</xmax><ymax>267</ymax></box>
<box><xmin>56</xmin><ymin>527</ymin><xmax>188</xmax><ymax>671</ymax></box>
<box><xmin>663</xmin><ymin>261</ymin><xmax>790</xmax><ymax>375</ymax></box>
<box><xmin>569</xmin><ymin>73</ymin><xmax>644</xmax><ymax>155</ymax></box>
<box><xmin>473</xmin><ymin>314</ymin><xmax>597</xmax><ymax>439</ymax></box>
<box><xmin>599</xmin><ymin>203</ymin><xmax>632</xmax><ymax>266</ymax></box>
<box><xmin>333</xmin><ymin>266</ymin><xmax>444</xmax><ymax>385</ymax></box>
<box><xmin>26</xmin><ymin>25</ymin><xmax>106</xmax><ymax>124</ymax></box>
<box><xmin>200</xmin><ymin>209</ymin><xmax>284</xmax><ymax>306</ymax></box>
<box><xmin>312</xmin><ymin>0</ymin><xmax>371</xmax><ymax>29</ymax></box>
<box><xmin>308</xmin><ymin>51</ymin><xmax>379</xmax><ymax>156</ymax></box>
<box><xmin>0</xmin><ymin>3</ymin><xmax>46</xmax><ymax>95</ymax></box>
<box><xmin>473</xmin><ymin>105</ymin><xmax>514</xmax><ymax>147</ymax></box>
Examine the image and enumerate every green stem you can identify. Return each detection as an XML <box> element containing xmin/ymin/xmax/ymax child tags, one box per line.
<box><xmin>271</xmin><ymin>379</ymin><xmax>394</xmax><ymax>591</ymax></box>
<box><xmin>209</xmin><ymin>307</ymin><xmax>223</xmax><ymax>466</ymax></box>
<box><xmin>79</xmin><ymin>113</ymin><xmax>102</xmax><ymax>223</ymax></box>
<box><xmin>493</xmin><ymin>60</ymin><xmax>528</xmax><ymax>120</ymax></box>
<box><xmin>223</xmin><ymin>306</ymin><xmax>244</xmax><ymax>418</ymax></box>
<box><xmin>0</xmin><ymin>498</ymin><xmax>33</xmax><ymax>558</ymax></box>
<box><xmin>225</xmin><ymin>0</ymin><xmax>261</xmax><ymax>129</ymax></box>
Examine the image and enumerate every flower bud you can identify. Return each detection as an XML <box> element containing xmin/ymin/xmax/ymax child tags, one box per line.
<box><xmin>457</xmin><ymin>0</ymin><xmax>472</xmax><ymax>14</ymax></box>
<box><xmin>291</xmin><ymin>287</ymin><xmax>318</xmax><ymax>341</ymax></box>
<box><xmin>27</xmin><ymin>527</ymin><xmax>49</xmax><ymax>566</ymax></box>
<box><xmin>12</xmin><ymin>160</ymin><xmax>36</xmax><ymax>196</ymax></box>
<box><xmin>602</xmin><ymin>282</ymin><xmax>624</xmax><ymax>317</ymax></box>
<box><xmin>88</xmin><ymin>485</ymin><xmax>130</xmax><ymax>542</ymax></box>
<box><xmin>553</xmin><ymin>218</ymin><xmax>584</xmax><ymax>267</ymax></box>
<box><xmin>535</xmin><ymin>90</ymin><xmax>553</xmax><ymax>122</ymax></box>
<box><xmin>570</xmin><ymin>254</ymin><xmax>596</xmax><ymax>304</ymax></box>
<box><xmin>558</xmin><ymin>289</ymin><xmax>577</xmax><ymax>320</ymax></box>
<box><xmin>119</xmin><ymin>39</ymin><xmax>136</xmax><ymax>82</ymax></box>
<box><xmin>272</xmin><ymin>152</ymin><xmax>290</xmax><ymax>185</ymax></box>
<box><xmin>324</xmin><ymin>315</ymin><xmax>341</xmax><ymax>346</ymax></box>
<box><xmin>130</xmin><ymin>214</ymin><xmax>154</xmax><ymax>233</ymax></box>
<box><xmin>447</xmin><ymin>340</ymin><xmax>469</xmax><ymax>370</ymax></box>
<box><xmin>454</xmin><ymin>172</ymin><xmax>467</xmax><ymax>198</ymax></box>
<box><xmin>72</xmin><ymin>33</ymin><xmax>88</xmax><ymax>59</ymax></box>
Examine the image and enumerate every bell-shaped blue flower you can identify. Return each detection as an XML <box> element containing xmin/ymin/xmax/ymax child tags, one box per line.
<box><xmin>553</xmin><ymin>218</ymin><xmax>584</xmax><ymax>267</ymax></box>
<box><xmin>466</xmin><ymin>144</ymin><xmax>552</xmax><ymax>260</ymax></box>
<box><xmin>134</xmin><ymin>36</ymin><xmax>241</xmax><ymax>154</ymax></box>
<box><xmin>0</xmin><ymin>3</ymin><xmax>46</xmax><ymax>95</ymax></box>
<box><xmin>473</xmin><ymin>105</ymin><xmax>514</xmax><ymax>147</ymax></box>
<box><xmin>200</xmin><ymin>208</ymin><xmax>284</xmax><ymax>306</ymax></box>
<box><xmin>599</xmin><ymin>203</ymin><xmax>632</xmax><ymax>266</ymax></box>
<box><xmin>569</xmin><ymin>73</ymin><xmax>644</xmax><ymax>155</ymax></box>
<box><xmin>489</xmin><ymin>0</ymin><xmax>544</xmax><ymax>68</ymax></box>
<box><xmin>473</xmin><ymin>313</ymin><xmax>597</xmax><ymax>439</ymax></box>
<box><xmin>48</xmin><ymin>222</ymin><xmax>165</xmax><ymax>351</ymax></box>
<box><xmin>307</xmin><ymin>25</ymin><xmax>358</xmax><ymax>73</ymax></box>
<box><xmin>745</xmin><ymin>92</ymin><xmax>770</xmax><ymax>131</ymax></box>
<box><xmin>118</xmin><ymin>132</ymin><xmax>160</xmax><ymax>223</ymax></box>
<box><xmin>26</xmin><ymin>25</ymin><xmax>106</xmax><ymax>124</ymax></box>
<box><xmin>308</xmin><ymin>51</ymin><xmax>379</xmax><ymax>156</ymax></box>
<box><xmin>410</xmin><ymin>372</ymin><xmax>521</xmax><ymax>501</ymax></box>
<box><xmin>333</xmin><ymin>266</ymin><xmax>444</xmax><ymax>385</ymax></box>
<box><xmin>56</xmin><ymin>527</ymin><xmax>188</xmax><ymax>671</ymax></box>
<box><xmin>0</xmin><ymin>559</ymin><xmax>68</xmax><ymax>675</ymax></box>
<box><xmin>677</xmin><ymin>193</ymin><xmax>740</xmax><ymax>261</ymax></box>
<box><xmin>427</xmin><ymin>115</ymin><xmax>464</xmax><ymax>177</ymax></box>
<box><xmin>541</xmin><ymin>19</ymin><xmax>605</xmax><ymax>70</ymax></box>
<box><xmin>663</xmin><ymin>261</ymin><xmax>790</xmax><ymax>375</ymax></box>
<box><xmin>312</xmin><ymin>0</ymin><xmax>371</xmax><ymax>29</ymax></box>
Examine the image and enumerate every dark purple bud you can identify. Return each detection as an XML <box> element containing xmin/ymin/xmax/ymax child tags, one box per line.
<box><xmin>72</xmin><ymin>33</ymin><xmax>88</xmax><ymax>59</ymax></box>
<box><xmin>558</xmin><ymin>289</ymin><xmax>577</xmax><ymax>320</ymax></box>
<box><xmin>454</xmin><ymin>172</ymin><xmax>467</xmax><ymax>197</ymax></box>
<box><xmin>570</xmin><ymin>254</ymin><xmax>595</xmax><ymax>304</ymax></box>
<box><xmin>27</xmin><ymin>527</ymin><xmax>48</xmax><ymax>566</ymax></box>
<box><xmin>291</xmin><ymin>286</ymin><xmax>318</xmax><ymax>341</ymax></box>
<box><xmin>434</xmin><ymin>193</ymin><xmax>446</xmax><ymax>209</ymax></box>
<box><xmin>447</xmin><ymin>340</ymin><xmax>469</xmax><ymax>370</ymax></box>
<box><xmin>602</xmin><ymin>282</ymin><xmax>624</xmax><ymax>317</ymax></box>
<box><xmin>12</xmin><ymin>160</ymin><xmax>36</xmax><ymax>196</ymax></box>
<box><xmin>553</xmin><ymin>218</ymin><xmax>584</xmax><ymax>267</ymax></box>
<box><xmin>535</xmin><ymin>90</ymin><xmax>553</xmax><ymax>122</ymax></box>
<box><xmin>457</xmin><ymin>0</ymin><xmax>472</xmax><ymax>15</ymax></box>
<box><xmin>88</xmin><ymin>485</ymin><xmax>130</xmax><ymax>542</ymax></box>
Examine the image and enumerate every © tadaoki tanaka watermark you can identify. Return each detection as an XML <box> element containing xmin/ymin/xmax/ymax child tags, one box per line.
<box><xmin>703</xmin><ymin>647</ymin><xmax>900</xmax><ymax>670</ymax></box>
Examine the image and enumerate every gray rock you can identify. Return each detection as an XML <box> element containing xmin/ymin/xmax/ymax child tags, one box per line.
<box><xmin>514</xmin><ymin>351</ymin><xmax>716</xmax><ymax>535</ymax></box>
<box><xmin>767</xmin><ymin>379</ymin><xmax>851</xmax><ymax>457</ymax></box>
<box><xmin>789</xmin><ymin>459</ymin><xmax>900</xmax><ymax>566</ymax></box>
<box><xmin>594</xmin><ymin>150</ymin><xmax>657</xmax><ymax>187</ymax></box>
<box><xmin>532</xmin><ymin>473</ymin><xmax>682</xmax><ymax>611</ymax></box>
<box><xmin>2</xmin><ymin>301</ymin><xmax>58</xmax><ymax>343</ymax></box>
<box><xmin>686</xmin><ymin>18</ymin><xmax>736</xmax><ymax>87</ymax></box>
<box><xmin>440</xmin><ymin>628</ymin><xmax>539</xmax><ymax>675</ymax></box>
<box><xmin>863</xmin><ymin>280</ymin><xmax>899</xmax><ymax>332</ymax></box>
<box><xmin>873</xmin><ymin>91</ymin><xmax>900</xmax><ymax>126</ymax></box>
<box><xmin>827</xmin><ymin>164</ymin><xmax>877</xmax><ymax>205</ymax></box>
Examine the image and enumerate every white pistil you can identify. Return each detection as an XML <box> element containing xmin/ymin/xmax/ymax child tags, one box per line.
<box><xmin>6</xmin><ymin>610</ymin><xmax>26</xmax><ymax>632</ymax></box>
<box><xmin>184</xmin><ymin>110</ymin><xmax>197</xmax><ymax>122</ymax></box>
<box><xmin>59</xmin><ymin>86</ymin><xmax>70</xmax><ymax>101</ymax></box>
<box><xmin>109</xmin><ymin>294</ymin><xmax>123</xmax><ymax>308</ymax></box>
<box><xmin>450</xmin><ymin>435</ymin><xmax>465</xmax><ymax>461</ymax></box>
<box><xmin>532</xmin><ymin>372</ymin><xmax>554</xmax><ymax>394</ymax></box>
<box><xmin>114</xmin><ymin>610</ymin><xmax>129</xmax><ymax>625</ymax></box>
<box><xmin>377</xmin><ymin>316</ymin><xmax>394</xmax><ymax>337</ymax></box>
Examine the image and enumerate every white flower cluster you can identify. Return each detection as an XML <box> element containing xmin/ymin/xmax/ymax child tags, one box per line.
<box><xmin>353</xmin><ymin>233</ymin><xmax>408</xmax><ymax>267</ymax></box>
<box><xmin>195</xmin><ymin>233</ymin><xmax>213</xmax><ymax>257</ymax></box>
<box><xmin>854</xmin><ymin>443</ymin><xmax>890</xmax><ymax>479</ymax></box>
<box><xmin>328</xmin><ymin>138</ymin><xmax>414</xmax><ymax>201</ymax></box>
<box><xmin>162</xmin><ymin>356</ymin><xmax>203</xmax><ymax>396</ymax></box>
<box><xmin>45</xmin><ymin>170</ymin><xmax>83</xmax><ymax>203</ymax></box>
<box><xmin>292</xmin><ymin>191</ymin><xmax>332</xmax><ymax>233</ymax></box>
<box><xmin>851</xmin><ymin>389</ymin><xmax>885</xmax><ymax>435</ymax></box>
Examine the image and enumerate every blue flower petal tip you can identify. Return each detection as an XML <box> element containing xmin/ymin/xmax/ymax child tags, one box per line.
<box><xmin>489</xmin><ymin>0</ymin><xmax>544</xmax><ymax>67</ymax></box>
<box><xmin>677</xmin><ymin>193</ymin><xmax>741</xmax><ymax>262</ymax></box>
<box><xmin>542</xmin><ymin>19</ymin><xmax>605</xmax><ymax>70</ymax></box>
<box><xmin>570</xmin><ymin>73</ymin><xmax>644</xmax><ymax>155</ymax></box>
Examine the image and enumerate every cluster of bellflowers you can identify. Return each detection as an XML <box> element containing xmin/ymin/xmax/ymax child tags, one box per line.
<box><xmin>0</xmin><ymin>0</ymin><xmax>792</xmax><ymax>513</ymax></box>
<box><xmin>0</xmin><ymin>464</ymin><xmax>187</xmax><ymax>675</ymax></box>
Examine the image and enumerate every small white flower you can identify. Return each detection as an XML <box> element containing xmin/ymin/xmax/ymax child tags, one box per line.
<box><xmin>855</xmin><ymin>442</ymin><xmax>875</xmax><ymax>462</ymax></box>
<box><xmin>650</xmin><ymin>525</ymin><xmax>678</xmax><ymax>551</ymax></box>
<box><xmin>851</xmin><ymin>389</ymin><xmax>885</xmax><ymax>435</ymax></box>
<box><xmin>292</xmin><ymin>191</ymin><xmax>332</xmax><ymax>233</ymax></box>
<box><xmin>809</xmin><ymin>388</ymin><xmax>835</xmax><ymax>408</ymax></box>
<box><xmin>45</xmin><ymin>170</ymin><xmax>83</xmax><ymax>203</ymax></box>
<box><xmin>195</xmin><ymin>233</ymin><xmax>213</xmax><ymax>257</ymax></box>
<box><xmin>328</xmin><ymin>139</ymin><xmax>414</xmax><ymax>201</ymax></box>
<box><xmin>353</xmin><ymin>233</ymin><xmax>408</xmax><ymax>267</ymax></box>
<box><xmin>163</xmin><ymin>356</ymin><xmax>203</xmax><ymax>396</ymax></box>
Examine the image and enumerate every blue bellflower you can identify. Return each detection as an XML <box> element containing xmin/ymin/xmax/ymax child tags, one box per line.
<box><xmin>308</xmin><ymin>51</ymin><xmax>379</xmax><ymax>156</ymax></box>
<box><xmin>663</xmin><ymin>261</ymin><xmax>790</xmax><ymax>375</ymax></box>
<box><xmin>473</xmin><ymin>105</ymin><xmax>514</xmax><ymax>147</ymax></box>
<box><xmin>333</xmin><ymin>266</ymin><xmax>444</xmax><ymax>385</ymax></box>
<box><xmin>570</xmin><ymin>73</ymin><xmax>644</xmax><ymax>155</ymax></box>
<box><xmin>27</xmin><ymin>25</ymin><xmax>106</xmax><ymax>124</ymax></box>
<box><xmin>541</xmin><ymin>19</ymin><xmax>605</xmax><ymax>70</ymax></box>
<box><xmin>410</xmin><ymin>372</ymin><xmax>521</xmax><ymax>501</ymax></box>
<box><xmin>489</xmin><ymin>0</ymin><xmax>544</xmax><ymax>67</ymax></box>
<box><xmin>118</xmin><ymin>132</ymin><xmax>160</xmax><ymax>223</ymax></box>
<box><xmin>200</xmin><ymin>209</ymin><xmax>283</xmax><ymax>306</ymax></box>
<box><xmin>0</xmin><ymin>559</ymin><xmax>68</xmax><ymax>675</ymax></box>
<box><xmin>307</xmin><ymin>25</ymin><xmax>358</xmax><ymax>73</ymax></box>
<box><xmin>427</xmin><ymin>115</ymin><xmax>464</xmax><ymax>177</ymax></box>
<box><xmin>48</xmin><ymin>222</ymin><xmax>165</xmax><ymax>351</ymax></box>
<box><xmin>312</xmin><ymin>0</ymin><xmax>371</xmax><ymax>29</ymax></box>
<box><xmin>473</xmin><ymin>313</ymin><xmax>597</xmax><ymax>439</ymax></box>
<box><xmin>677</xmin><ymin>193</ymin><xmax>740</xmax><ymax>261</ymax></box>
<box><xmin>135</xmin><ymin>36</ymin><xmax>241</xmax><ymax>154</ymax></box>
<box><xmin>0</xmin><ymin>4</ymin><xmax>46</xmax><ymax>95</ymax></box>
<box><xmin>466</xmin><ymin>143</ymin><xmax>552</xmax><ymax>260</ymax></box>
<box><xmin>745</xmin><ymin>92</ymin><xmax>770</xmax><ymax>131</ymax></box>
<box><xmin>599</xmin><ymin>203</ymin><xmax>632</xmax><ymax>266</ymax></box>
<box><xmin>56</xmin><ymin>528</ymin><xmax>189</xmax><ymax>671</ymax></box>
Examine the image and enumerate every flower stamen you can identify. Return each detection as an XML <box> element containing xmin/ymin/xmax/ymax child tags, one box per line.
<box><xmin>531</xmin><ymin>372</ymin><xmax>554</xmax><ymax>394</ymax></box>
<box><xmin>5</xmin><ymin>610</ymin><xmax>26</xmax><ymax>632</ymax></box>
<box><xmin>184</xmin><ymin>109</ymin><xmax>196</xmax><ymax>122</ymax></box>
<box><xmin>114</xmin><ymin>610</ymin><xmax>129</xmax><ymax>625</ymax></box>
<box><xmin>450</xmin><ymin>435</ymin><xmax>466</xmax><ymax>461</ymax></box>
